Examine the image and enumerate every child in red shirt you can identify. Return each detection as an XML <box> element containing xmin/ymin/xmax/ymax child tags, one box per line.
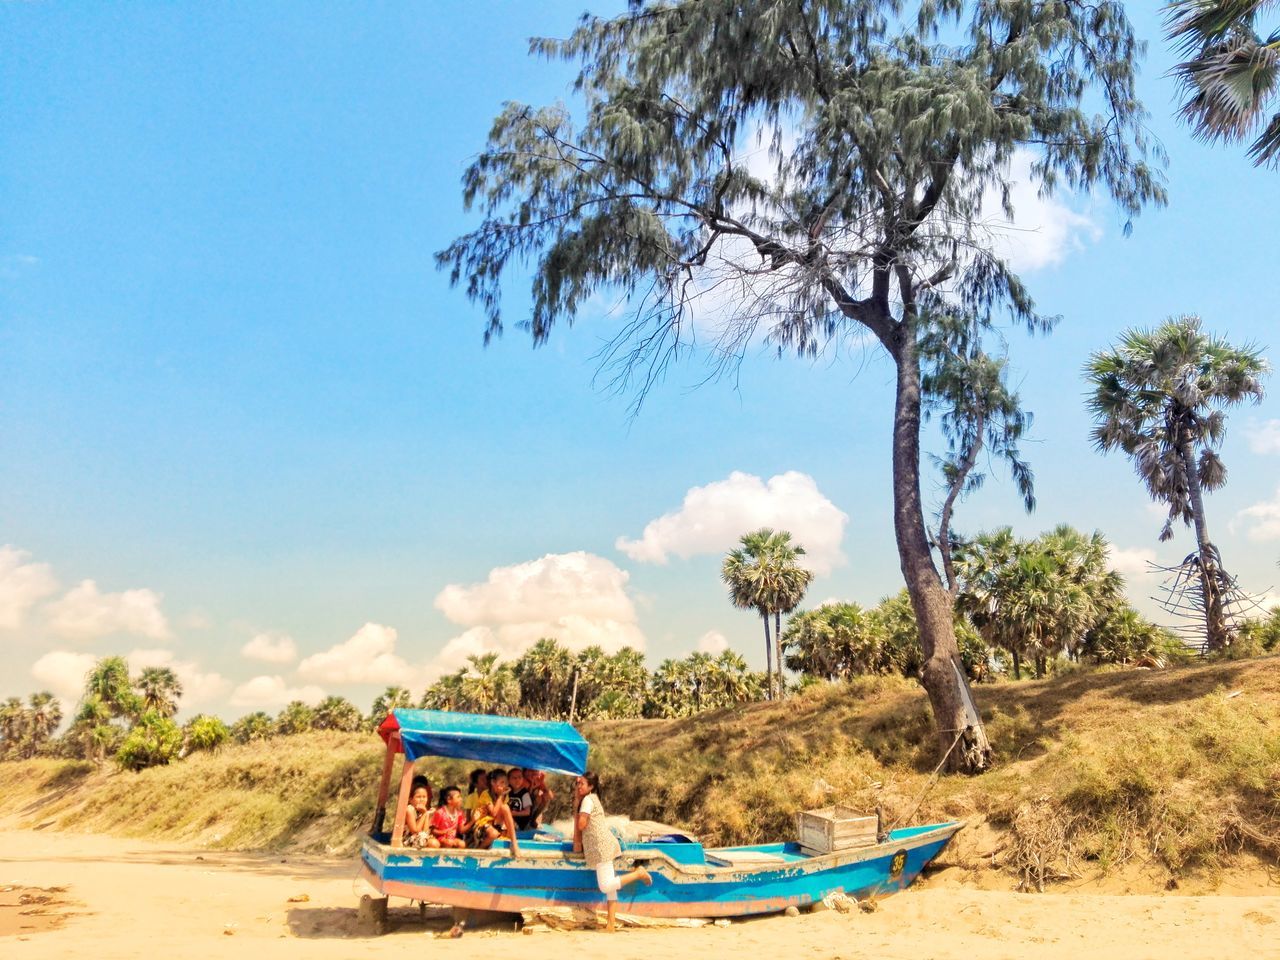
<box><xmin>428</xmin><ymin>785</ymin><xmax>469</xmax><ymax>849</ymax></box>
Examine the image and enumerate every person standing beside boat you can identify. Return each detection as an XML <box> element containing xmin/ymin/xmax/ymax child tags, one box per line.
<box><xmin>572</xmin><ymin>772</ymin><xmax>651</xmax><ymax>932</ymax></box>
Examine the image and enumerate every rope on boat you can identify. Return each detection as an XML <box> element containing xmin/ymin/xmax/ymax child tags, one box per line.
<box><xmin>886</xmin><ymin>725</ymin><xmax>967</xmax><ymax>833</ymax></box>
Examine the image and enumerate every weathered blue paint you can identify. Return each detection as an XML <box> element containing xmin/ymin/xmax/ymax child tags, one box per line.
<box><xmin>360</xmin><ymin>821</ymin><xmax>961</xmax><ymax>919</ymax></box>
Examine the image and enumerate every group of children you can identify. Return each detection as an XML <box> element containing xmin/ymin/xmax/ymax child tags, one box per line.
<box><xmin>400</xmin><ymin>766</ymin><xmax>555</xmax><ymax>857</ymax></box>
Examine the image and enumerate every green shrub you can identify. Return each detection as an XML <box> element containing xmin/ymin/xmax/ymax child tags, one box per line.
<box><xmin>117</xmin><ymin>712</ymin><xmax>182</xmax><ymax>771</ymax></box>
<box><xmin>183</xmin><ymin>715</ymin><xmax>230</xmax><ymax>754</ymax></box>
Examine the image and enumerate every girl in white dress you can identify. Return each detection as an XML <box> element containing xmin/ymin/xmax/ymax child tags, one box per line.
<box><xmin>572</xmin><ymin>772</ymin><xmax>651</xmax><ymax>931</ymax></box>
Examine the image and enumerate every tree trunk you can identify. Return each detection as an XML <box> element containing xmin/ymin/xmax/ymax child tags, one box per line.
<box><xmin>774</xmin><ymin>610</ymin><xmax>784</xmax><ymax>700</ymax></box>
<box><xmin>889</xmin><ymin>333</ymin><xmax>992</xmax><ymax>773</ymax></box>
<box><xmin>1011</xmin><ymin>649</ymin><xmax>1021</xmax><ymax>681</ymax></box>
<box><xmin>1179</xmin><ymin>439</ymin><xmax>1231</xmax><ymax>651</ymax></box>
<box><xmin>761</xmin><ymin>612</ymin><xmax>774</xmax><ymax>700</ymax></box>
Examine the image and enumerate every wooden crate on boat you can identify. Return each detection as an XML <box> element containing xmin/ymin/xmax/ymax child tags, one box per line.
<box><xmin>796</xmin><ymin>805</ymin><xmax>878</xmax><ymax>855</ymax></box>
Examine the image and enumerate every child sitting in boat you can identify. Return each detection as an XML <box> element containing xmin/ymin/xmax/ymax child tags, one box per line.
<box><xmin>403</xmin><ymin>776</ymin><xmax>433</xmax><ymax>848</ymax></box>
<box><xmin>470</xmin><ymin>768</ymin><xmax>520</xmax><ymax>856</ymax></box>
<box><xmin>524</xmin><ymin>768</ymin><xmax>554</xmax><ymax>826</ymax></box>
<box><xmin>463</xmin><ymin>768</ymin><xmax>488</xmax><ymax>816</ymax></box>
<box><xmin>428</xmin><ymin>786</ymin><xmax>469</xmax><ymax>849</ymax></box>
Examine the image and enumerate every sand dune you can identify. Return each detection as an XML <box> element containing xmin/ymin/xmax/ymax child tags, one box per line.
<box><xmin>1</xmin><ymin>826</ymin><xmax>1277</xmax><ymax>959</ymax></box>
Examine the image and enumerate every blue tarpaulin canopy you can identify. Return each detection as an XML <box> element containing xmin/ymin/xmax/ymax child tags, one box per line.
<box><xmin>378</xmin><ymin>709</ymin><xmax>589</xmax><ymax>776</ymax></box>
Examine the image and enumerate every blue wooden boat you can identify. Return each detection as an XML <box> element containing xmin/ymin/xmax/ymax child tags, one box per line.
<box><xmin>360</xmin><ymin>709</ymin><xmax>961</xmax><ymax>919</ymax></box>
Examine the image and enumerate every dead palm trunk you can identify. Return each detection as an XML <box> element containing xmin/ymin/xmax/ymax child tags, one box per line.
<box><xmin>890</xmin><ymin>330</ymin><xmax>992</xmax><ymax>773</ymax></box>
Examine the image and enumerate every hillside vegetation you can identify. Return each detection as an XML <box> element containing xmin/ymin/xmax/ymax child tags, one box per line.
<box><xmin>2</xmin><ymin>657</ymin><xmax>1278</xmax><ymax>892</ymax></box>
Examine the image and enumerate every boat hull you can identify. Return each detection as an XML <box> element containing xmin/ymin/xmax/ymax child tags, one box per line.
<box><xmin>359</xmin><ymin>822</ymin><xmax>961</xmax><ymax>919</ymax></box>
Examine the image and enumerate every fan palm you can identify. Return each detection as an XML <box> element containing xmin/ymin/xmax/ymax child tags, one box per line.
<box><xmin>1086</xmin><ymin>316</ymin><xmax>1268</xmax><ymax>650</ymax></box>
<box><xmin>275</xmin><ymin>700</ymin><xmax>316</xmax><ymax>735</ymax></box>
<box><xmin>513</xmin><ymin>638</ymin><xmax>575</xmax><ymax>718</ymax></box>
<box><xmin>313</xmin><ymin>695</ymin><xmax>363</xmax><ymax>732</ymax></box>
<box><xmin>370</xmin><ymin>685</ymin><xmax>413</xmax><ymax>723</ymax></box>
<box><xmin>26</xmin><ymin>692</ymin><xmax>62</xmax><ymax>758</ymax></box>
<box><xmin>135</xmin><ymin>666</ymin><xmax>183</xmax><ymax>718</ymax></box>
<box><xmin>1166</xmin><ymin>1</ymin><xmax>1280</xmax><ymax>165</ymax></box>
<box><xmin>721</xmin><ymin>528</ymin><xmax>814</xmax><ymax>699</ymax></box>
<box><xmin>84</xmin><ymin>656</ymin><xmax>140</xmax><ymax>720</ymax></box>
<box><xmin>0</xmin><ymin>696</ymin><xmax>27</xmax><ymax>758</ymax></box>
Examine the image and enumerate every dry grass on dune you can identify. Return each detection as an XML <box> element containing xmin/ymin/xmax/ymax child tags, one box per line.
<box><xmin>2</xmin><ymin>656</ymin><xmax>1278</xmax><ymax>891</ymax></box>
<box><xmin>584</xmin><ymin>657</ymin><xmax>1280</xmax><ymax>888</ymax></box>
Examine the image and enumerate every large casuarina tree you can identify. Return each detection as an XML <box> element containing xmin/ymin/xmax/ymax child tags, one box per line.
<box><xmin>438</xmin><ymin>1</ymin><xmax>1164</xmax><ymax>772</ymax></box>
<box><xmin>1086</xmin><ymin>316</ymin><xmax>1268</xmax><ymax>651</ymax></box>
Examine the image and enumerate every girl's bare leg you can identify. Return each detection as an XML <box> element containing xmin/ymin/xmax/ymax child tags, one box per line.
<box><xmin>605</xmin><ymin>900</ymin><xmax>618</xmax><ymax>932</ymax></box>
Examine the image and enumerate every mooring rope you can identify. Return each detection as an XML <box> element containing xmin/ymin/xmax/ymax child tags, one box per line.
<box><xmin>886</xmin><ymin>725</ymin><xmax>968</xmax><ymax>833</ymax></box>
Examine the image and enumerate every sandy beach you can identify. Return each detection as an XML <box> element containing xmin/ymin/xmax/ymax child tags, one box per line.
<box><xmin>1</xmin><ymin>826</ymin><xmax>1276</xmax><ymax>960</ymax></box>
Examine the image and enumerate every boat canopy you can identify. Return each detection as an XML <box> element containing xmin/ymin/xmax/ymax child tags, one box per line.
<box><xmin>378</xmin><ymin>709</ymin><xmax>589</xmax><ymax>776</ymax></box>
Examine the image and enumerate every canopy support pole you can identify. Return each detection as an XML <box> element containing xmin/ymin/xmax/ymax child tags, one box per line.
<box><xmin>390</xmin><ymin>752</ymin><xmax>417</xmax><ymax>847</ymax></box>
<box><xmin>371</xmin><ymin>732</ymin><xmax>399</xmax><ymax>834</ymax></box>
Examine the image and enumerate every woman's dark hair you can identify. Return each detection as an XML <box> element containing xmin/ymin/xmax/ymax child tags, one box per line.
<box><xmin>411</xmin><ymin>774</ymin><xmax>431</xmax><ymax>793</ymax></box>
<box><xmin>488</xmin><ymin>767</ymin><xmax>508</xmax><ymax>785</ymax></box>
<box><xmin>581</xmin><ymin>771</ymin><xmax>603</xmax><ymax>802</ymax></box>
<box><xmin>467</xmin><ymin>768</ymin><xmax>487</xmax><ymax>793</ymax></box>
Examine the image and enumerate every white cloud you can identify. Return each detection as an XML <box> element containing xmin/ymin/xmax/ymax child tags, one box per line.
<box><xmin>981</xmin><ymin>149</ymin><xmax>1101</xmax><ymax>273</ymax></box>
<box><xmin>45</xmin><ymin>579</ymin><xmax>171</xmax><ymax>642</ymax></box>
<box><xmin>430</xmin><ymin>552</ymin><xmax>646</xmax><ymax>677</ymax></box>
<box><xmin>297</xmin><ymin>623</ymin><xmax>411</xmax><ymax>685</ymax></box>
<box><xmin>229</xmin><ymin>675</ymin><xmax>326</xmax><ymax>710</ymax></box>
<box><xmin>616</xmin><ymin>471</ymin><xmax>848</xmax><ymax>575</ymax></box>
<box><xmin>241</xmin><ymin>632</ymin><xmax>299</xmax><ymax>664</ymax></box>
<box><xmin>0</xmin><ymin>546</ymin><xmax>59</xmax><ymax>630</ymax></box>
<box><xmin>1233</xmin><ymin>488</ymin><xmax>1280</xmax><ymax>542</ymax></box>
<box><xmin>30</xmin><ymin>651</ymin><xmax>97</xmax><ymax>708</ymax></box>
<box><xmin>126</xmin><ymin>648</ymin><xmax>228</xmax><ymax>707</ymax></box>
<box><xmin>696</xmin><ymin>630</ymin><xmax>730</xmax><ymax>654</ymax></box>
<box><xmin>1245</xmin><ymin>419</ymin><xmax>1280</xmax><ymax>455</ymax></box>
<box><xmin>1107</xmin><ymin>545</ymin><xmax>1158</xmax><ymax>580</ymax></box>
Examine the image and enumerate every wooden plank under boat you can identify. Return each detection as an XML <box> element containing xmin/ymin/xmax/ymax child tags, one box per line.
<box><xmin>361</xmin><ymin>709</ymin><xmax>962</xmax><ymax>919</ymax></box>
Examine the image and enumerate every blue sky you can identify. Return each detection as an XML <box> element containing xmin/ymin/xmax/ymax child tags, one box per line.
<box><xmin>3</xmin><ymin>3</ymin><xmax>1278</xmax><ymax>720</ymax></box>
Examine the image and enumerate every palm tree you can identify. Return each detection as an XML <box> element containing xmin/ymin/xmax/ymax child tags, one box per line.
<box><xmin>1087</xmin><ymin>316</ymin><xmax>1269</xmax><ymax>650</ymax></box>
<box><xmin>513</xmin><ymin>638</ymin><xmax>574</xmax><ymax>718</ymax></box>
<box><xmin>275</xmin><ymin>700</ymin><xmax>316</xmax><ymax>735</ymax></box>
<box><xmin>26</xmin><ymin>692</ymin><xmax>62</xmax><ymax>758</ymax></box>
<box><xmin>458</xmin><ymin>654</ymin><xmax>520</xmax><ymax>715</ymax></box>
<box><xmin>721</xmin><ymin>528</ymin><xmax>814</xmax><ymax>700</ymax></box>
<box><xmin>419</xmin><ymin>671</ymin><xmax>466</xmax><ymax>711</ymax></box>
<box><xmin>369</xmin><ymin>685</ymin><xmax>413</xmax><ymax>724</ymax></box>
<box><xmin>957</xmin><ymin>527</ymin><xmax>1123</xmax><ymax>677</ymax></box>
<box><xmin>135</xmin><ymin>666</ymin><xmax>183</xmax><ymax>718</ymax></box>
<box><xmin>84</xmin><ymin>656</ymin><xmax>140</xmax><ymax>720</ymax></box>
<box><xmin>312</xmin><ymin>695</ymin><xmax>363</xmax><ymax>732</ymax></box>
<box><xmin>1166</xmin><ymin>1</ymin><xmax>1280</xmax><ymax>165</ymax></box>
<box><xmin>0</xmin><ymin>697</ymin><xmax>27</xmax><ymax>758</ymax></box>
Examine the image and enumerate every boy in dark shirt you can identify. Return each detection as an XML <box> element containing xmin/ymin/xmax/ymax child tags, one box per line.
<box><xmin>507</xmin><ymin>767</ymin><xmax>535</xmax><ymax>832</ymax></box>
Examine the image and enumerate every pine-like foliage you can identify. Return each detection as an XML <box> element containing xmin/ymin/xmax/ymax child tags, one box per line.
<box><xmin>438</xmin><ymin>1</ymin><xmax>1165</xmax><ymax>771</ymax></box>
